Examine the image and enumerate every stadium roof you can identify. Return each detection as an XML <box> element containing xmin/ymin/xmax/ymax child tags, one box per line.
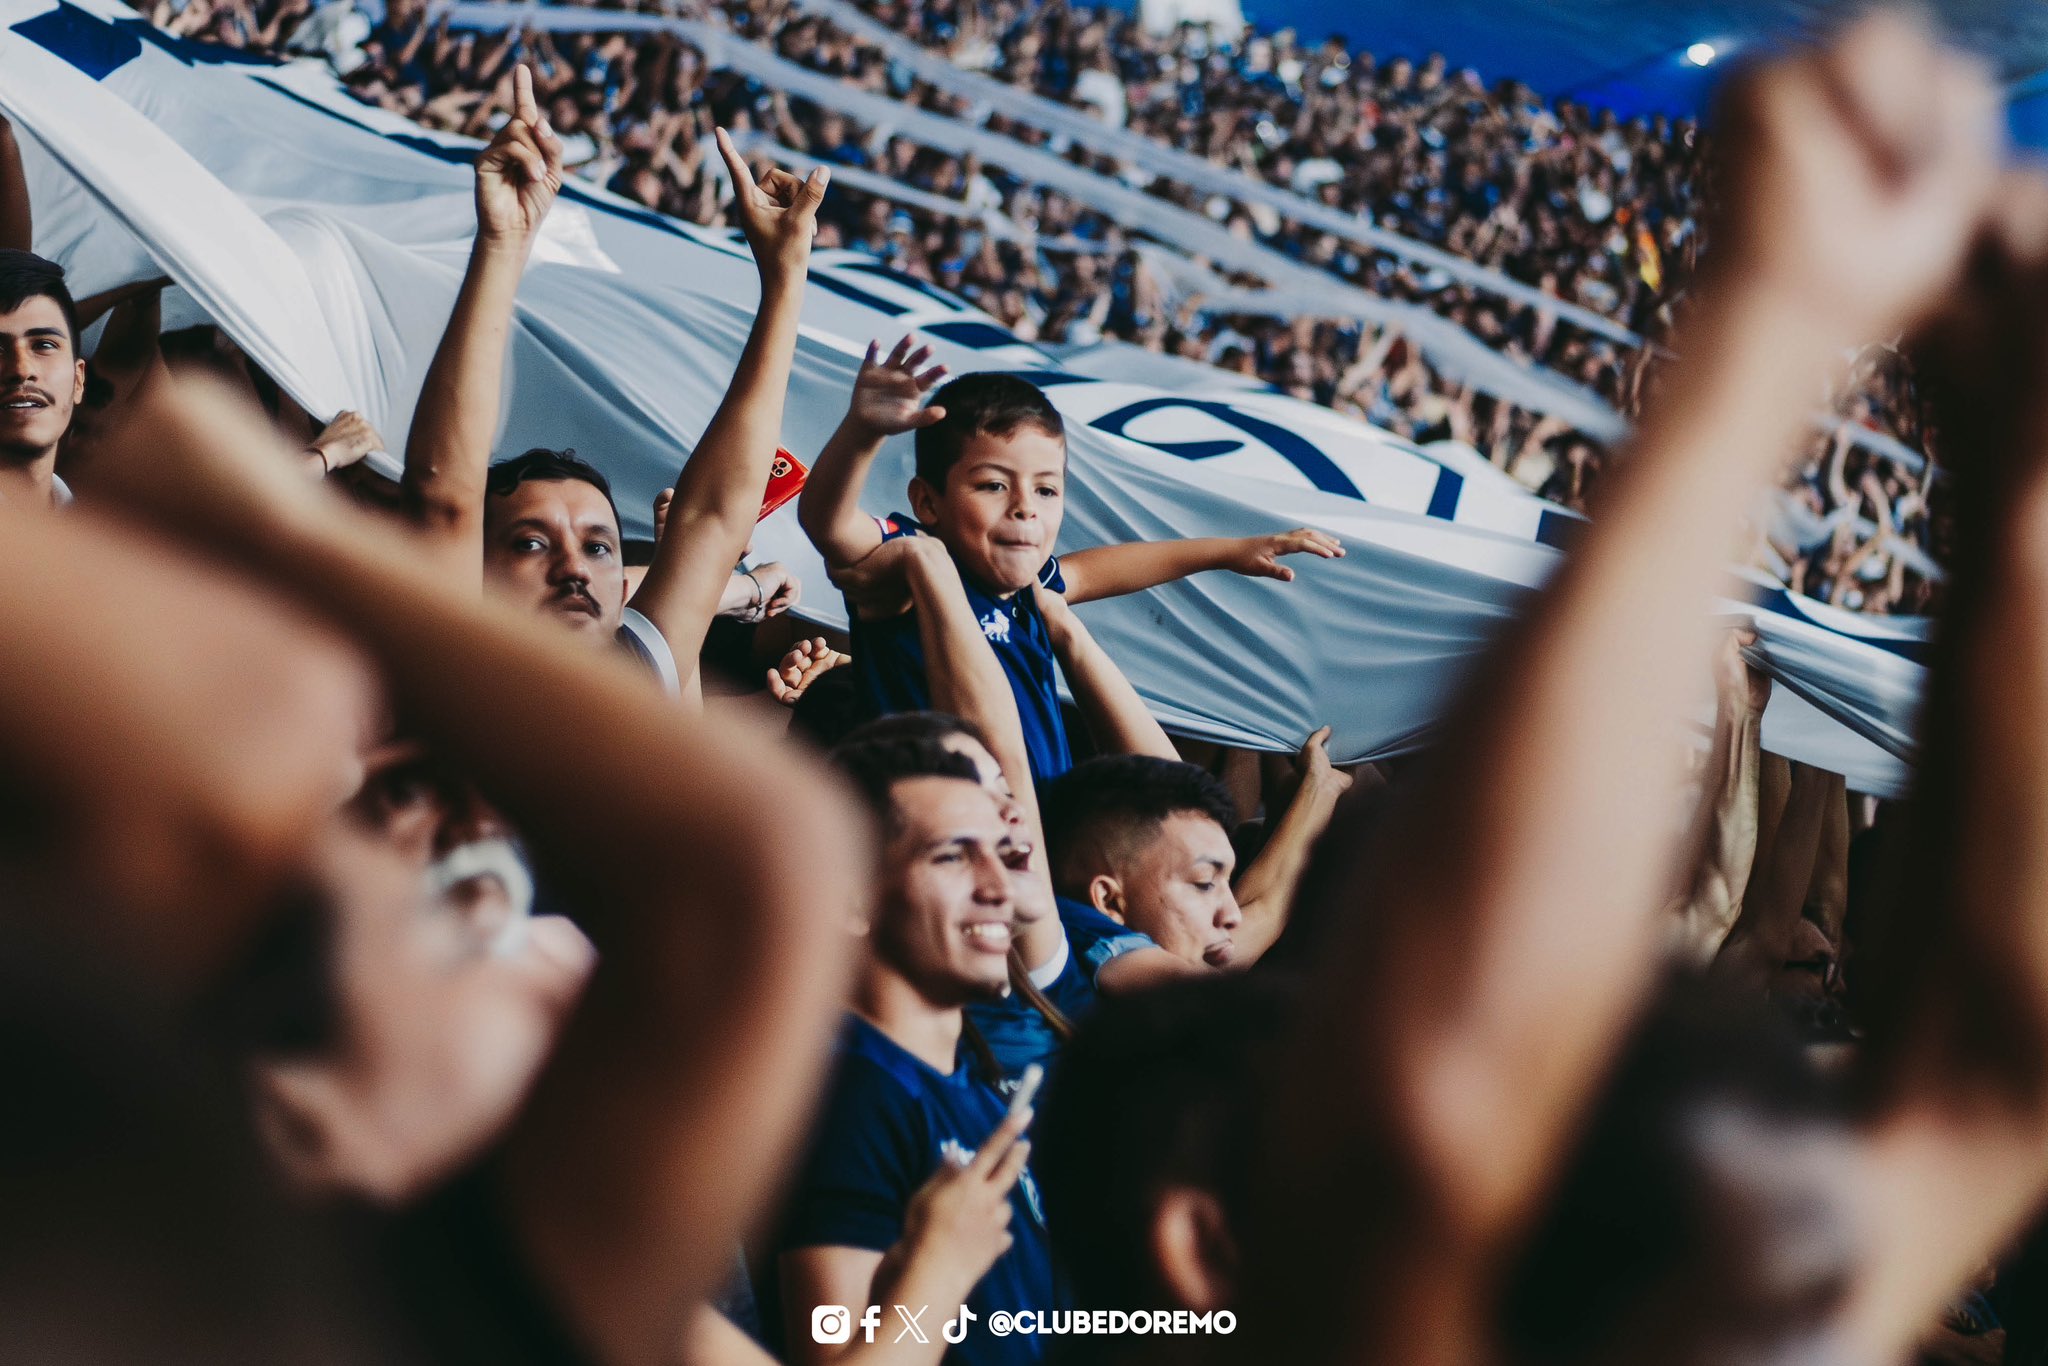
<box><xmin>1243</xmin><ymin>0</ymin><xmax>2048</xmax><ymax>145</ymax></box>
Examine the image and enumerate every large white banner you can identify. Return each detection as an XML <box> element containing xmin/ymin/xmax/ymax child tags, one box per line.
<box><xmin>0</xmin><ymin>0</ymin><xmax>1924</xmax><ymax>793</ymax></box>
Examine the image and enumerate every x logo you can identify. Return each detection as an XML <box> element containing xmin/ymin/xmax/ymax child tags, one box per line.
<box><xmin>894</xmin><ymin>1304</ymin><xmax>929</xmax><ymax>1344</ymax></box>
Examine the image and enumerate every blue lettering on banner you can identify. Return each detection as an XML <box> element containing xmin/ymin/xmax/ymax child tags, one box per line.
<box><xmin>10</xmin><ymin>1</ymin><xmax>140</xmax><ymax>79</ymax></box>
<box><xmin>1088</xmin><ymin>396</ymin><xmax>1363</xmax><ymax>499</ymax></box>
<box><xmin>12</xmin><ymin>0</ymin><xmax>272</xmax><ymax>76</ymax></box>
<box><xmin>1425</xmin><ymin>468</ymin><xmax>1462</xmax><ymax>522</ymax></box>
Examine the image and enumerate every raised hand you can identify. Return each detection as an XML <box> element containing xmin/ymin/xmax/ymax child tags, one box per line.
<box><xmin>846</xmin><ymin>336</ymin><xmax>949</xmax><ymax>439</ymax></box>
<box><xmin>474</xmin><ymin>64</ymin><xmax>563</xmax><ymax>248</ymax></box>
<box><xmin>1713</xmin><ymin>626</ymin><xmax>1772</xmax><ymax>716</ymax></box>
<box><xmin>726</xmin><ymin>561</ymin><xmax>800</xmax><ymax>623</ymax></box>
<box><xmin>1224</xmin><ymin>527</ymin><xmax>1345</xmax><ymax>582</ymax></box>
<box><xmin>1292</xmin><ymin>724</ymin><xmax>1354</xmax><ymax>799</ymax></box>
<box><xmin>713</xmin><ymin>128</ymin><xmax>827</xmax><ymax>278</ymax></box>
<box><xmin>893</xmin><ymin>1099</ymin><xmax>1032</xmax><ymax>1285</ymax></box>
<box><xmin>304</xmin><ymin>409</ymin><xmax>385</xmax><ymax>476</ymax></box>
<box><xmin>1709</xmin><ymin>11</ymin><xmax>2000</xmax><ymax>345</ymax></box>
<box><xmin>766</xmin><ymin>637</ymin><xmax>852</xmax><ymax>705</ymax></box>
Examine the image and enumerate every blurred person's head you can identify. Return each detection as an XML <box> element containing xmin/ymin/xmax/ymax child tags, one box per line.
<box><xmin>1036</xmin><ymin>973</ymin><xmax>1296</xmax><ymax>1327</ymax></box>
<box><xmin>832</xmin><ymin>732</ymin><xmax>1019</xmax><ymax>1004</ymax></box>
<box><xmin>910</xmin><ymin>372</ymin><xmax>1067</xmax><ymax>595</ymax></box>
<box><xmin>0</xmin><ymin>250</ymin><xmax>85</xmax><ymax>479</ymax></box>
<box><xmin>1041</xmin><ymin>756</ymin><xmax>1242</xmax><ymax>968</ymax></box>
<box><xmin>244</xmin><ymin>742</ymin><xmax>594</xmax><ymax>1204</ymax></box>
<box><xmin>1502</xmin><ymin>979</ymin><xmax>1858</xmax><ymax>1366</ymax></box>
<box><xmin>483</xmin><ymin>448</ymin><xmax>628</xmax><ymax>639</ymax></box>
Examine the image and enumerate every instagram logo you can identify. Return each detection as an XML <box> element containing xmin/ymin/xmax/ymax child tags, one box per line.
<box><xmin>812</xmin><ymin>1306</ymin><xmax>852</xmax><ymax>1344</ymax></box>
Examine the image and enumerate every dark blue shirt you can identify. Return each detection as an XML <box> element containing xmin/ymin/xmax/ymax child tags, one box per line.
<box><xmin>778</xmin><ymin>1016</ymin><xmax>1061</xmax><ymax>1365</ymax></box>
<box><xmin>967</xmin><ymin>899</ymin><xmax>1157</xmax><ymax>1084</ymax></box>
<box><xmin>849</xmin><ymin>516</ymin><xmax>1072</xmax><ymax>781</ymax></box>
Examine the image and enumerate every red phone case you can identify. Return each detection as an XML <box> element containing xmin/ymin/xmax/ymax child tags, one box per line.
<box><xmin>759</xmin><ymin>448</ymin><xmax>809</xmax><ymax>522</ymax></box>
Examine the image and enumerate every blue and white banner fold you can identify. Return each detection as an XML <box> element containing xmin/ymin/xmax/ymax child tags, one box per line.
<box><xmin>0</xmin><ymin>0</ymin><xmax>1925</xmax><ymax>793</ymax></box>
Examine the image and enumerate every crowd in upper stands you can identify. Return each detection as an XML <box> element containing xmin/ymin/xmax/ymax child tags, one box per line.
<box><xmin>135</xmin><ymin>0</ymin><xmax>1949</xmax><ymax>613</ymax></box>
<box><xmin>9</xmin><ymin>8</ymin><xmax>2048</xmax><ymax>1366</ymax></box>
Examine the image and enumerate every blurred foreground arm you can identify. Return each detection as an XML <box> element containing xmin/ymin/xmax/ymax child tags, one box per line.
<box><xmin>90</xmin><ymin>377</ymin><xmax>868</xmax><ymax>1366</ymax></box>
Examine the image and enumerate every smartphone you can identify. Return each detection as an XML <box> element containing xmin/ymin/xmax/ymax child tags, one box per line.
<box><xmin>1007</xmin><ymin>1063</ymin><xmax>1045</xmax><ymax>1119</ymax></box>
<box><xmin>758</xmin><ymin>448</ymin><xmax>808</xmax><ymax>522</ymax></box>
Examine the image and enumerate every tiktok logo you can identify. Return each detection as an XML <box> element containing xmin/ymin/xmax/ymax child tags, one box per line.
<box><xmin>944</xmin><ymin>1307</ymin><xmax>978</xmax><ymax>1344</ymax></box>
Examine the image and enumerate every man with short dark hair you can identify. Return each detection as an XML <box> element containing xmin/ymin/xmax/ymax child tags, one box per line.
<box><xmin>776</xmin><ymin>729</ymin><xmax>1060</xmax><ymax>1365</ymax></box>
<box><xmin>404</xmin><ymin>68</ymin><xmax>823</xmax><ymax>699</ymax></box>
<box><xmin>0</xmin><ymin>247</ymin><xmax>85</xmax><ymax>508</ymax></box>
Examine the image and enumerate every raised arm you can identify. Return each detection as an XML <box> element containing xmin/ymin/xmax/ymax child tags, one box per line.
<box><xmin>1033</xmin><ymin>585</ymin><xmax>1176</xmax><ymax>760</ymax></box>
<box><xmin>402</xmin><ymin>65</ymin><xmax>562</xmax><ymax>585</ymax></box>
<box><xmin>0</xmin><ymin>112</ymin><xmax>29</xmax><ymax>252</ymax></box>
<box><xmin>1667</xmin><ymin>628</ymin><xmax>1769</xmax><ymax>966</ymax></box>
<box><xmin>627</xmin><ymin>135</ymin><xmax>825</xmax><ymax>690</ymax></box>
<box><xmin>1229</xmin><ymin>727</ymin><xmax>1352</xmax><ymax>964</ymax></box>
<box><xmin>0</xmin><ymin>497</ymin><xmax>370</xmax><ymax>996</ymax></box>
<box><xmin>1836</xmin><ymin>172</ymin><xmax>2048</xmax><ymax>1360</ymax></box>
<box><xmin>797</xmin><ymin>337</ymin><xmax>947</xmax><ymax>592</ymax></box>
<box><xmin>89</xmin><ymin>377</ymin><xmax>868</xmax><ymax>1366</ymax></box>
<box><xmin>1057</xmin><ymin>528</ymin><xmax>1343</xmax><ymax>606</ymax></box>
<box><xmin>1710</xmin><ymin>760</ymin><xmax>1831</xmax><ymax>992</ymax></box>
<box><xmin>1239</xmin><ymin>21</ymin><xmax>1997</xmax><ymax>1358</ymax></box>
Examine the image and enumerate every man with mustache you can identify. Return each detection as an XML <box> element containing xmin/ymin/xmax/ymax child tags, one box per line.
<box><xmin>405</xmin><ymin>68</ymin><xmax>822</xmax><ymax>701</ymax></box>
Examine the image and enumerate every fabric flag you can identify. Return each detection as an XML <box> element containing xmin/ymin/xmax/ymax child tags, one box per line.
<box><xmin>0</xmin><ymin>0</ymin><xmax>1923</xmax><ymax>794</ymax></box>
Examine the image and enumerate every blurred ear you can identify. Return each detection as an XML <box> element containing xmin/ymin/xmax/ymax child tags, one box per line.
<box><xmin>71</xmin><ymin>357</ymin><xmax>86</xmax><ymax>406</ymax></box>
<box><xmin>907</xmin><ymin>475</ymin><xmax>941</xmax><ymax>527</ymax></box>
<box><xmin>250</xmin><ymin>1061</ymin><xmax>351</xmax><ymax>1198</ymax></box>
<box><xmin>1088</xmin><ymin>874</ymin><xmax>1125</xmax><ymax>923</ymax></box>
<box><xmin>1150</xmin><ymin>1185</ymin><xmax>1239</xmax><ymax>1313</ymax></box>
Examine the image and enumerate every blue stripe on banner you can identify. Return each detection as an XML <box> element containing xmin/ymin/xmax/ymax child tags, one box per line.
<box><xmin>11</xmin><ymin>1</ymin><xmax>140</xmax><ymax>79</ymax></box>
<box><xmin>1743</xmin><ymin>582</ymin><xmax>1930</xmax><ymax>665</ymax></box>
<box><xmin>1425</xmin><ymin>468</ymin><xmax>1463</xmax><ymax>522</ymax></box>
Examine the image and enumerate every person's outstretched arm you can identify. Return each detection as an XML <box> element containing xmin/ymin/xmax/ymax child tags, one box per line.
<box><xmin>1237</xmin><ymin>20</ymin><xmax>1997</xmax><ymax>1362</ymax></box>
<box><xmin>1667</xmin><ymin>628</ymin><xmax>1768</xmax><ymax>966</ymax></box>
<box><xmin>0</xmin><ymin>496</ymin><xmax>370</xmax><ymax>996</ymax></box>
<box><xmin>1057</xmin><ymin>527</ymin><xmax>1343</xmax><ymax>605</ymax></box>
<box><xmin>1837</xmin><ymin>172</ymin><xmax>2048</xmax><ymax>1361</ymax></box>
<box><xmin>0</xmin><ymin>112</ymin><xmax>29</xmax><ymax>252</ymax></box>
<box><xmin>627</xmin><ymin>135</ymin><xmax>826</xmax><ymax>692</ymax></box>
<box><xmin>88</xmin><ymin>376</ymin><xmax>868</xmax><ymax>1366</ymax></box>
<box><xmin>1033</xmin><ymin>585</ymin><xmax>1177</xmax><ymax>761</ymax></box>
<box><xmin>1710</xmin><ymin>760</ymin><xmax>1831</xmax><ymax>991</ymax></box>
<box><xmin>798</xmin><ymin>338</ymin><xmax>947</xmax><ymax>604</ymax></box>
<box><xmin>1230</xmin><ymin>727</ymin><xmax>1352</xmax><ymax>964</ymax></box>
<box><xmin>402</xmin><ymin>65</ymin><xmax>563</xmax><ymax>585</ymax></box>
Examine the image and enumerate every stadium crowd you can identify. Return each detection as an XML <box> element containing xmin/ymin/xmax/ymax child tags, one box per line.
<box><xmin>135</xmin><ymin>0</ymin><xmax>1947</xmax><ymax>612</ymax></box>
<box><xmin>9</xmin><ymin>8</ymin><xmax>2048</xmax><ymax>1366</ymax></box>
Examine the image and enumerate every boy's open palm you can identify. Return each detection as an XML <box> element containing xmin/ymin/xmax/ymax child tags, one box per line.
<box><xmin>1230</xmin><ymin>527</ymin><xmax>1345</xmax><ymax>581</ymax></box>
<box><xmin>849</xmin><ymin>337</ymin><xmax>950</xmax><ymax>438</ymax></box>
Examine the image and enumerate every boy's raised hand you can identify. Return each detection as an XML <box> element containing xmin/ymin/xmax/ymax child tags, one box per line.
<box><xmin>1225</xmin><ymin>527</ymin><xmax>1345</xmax><ymax>582</ymax></box>
<box><xmin>713</xmin><ymin>128</ymin><xmax>827</xmax><ymax>278</ymax></box>
<box><xmin>474</xmin><ymin>65</ymin><xmax>563</xmax><ymax>248</ymax></box>
<box><xmin>846</xmin><ymin>336</ymin><xmax>950</xmax><ymax>438</ymax></box>
<box><xmin>1709</xmin><ymin>11</ymin><xmax>1999</xmax><ymax>345</ymax></box>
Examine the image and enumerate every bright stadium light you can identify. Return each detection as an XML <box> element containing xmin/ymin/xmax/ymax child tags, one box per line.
<box><xmin>1686</xmin><ymin>42</ymin><xmax>1718</xmax><ymax>68</ymax></box>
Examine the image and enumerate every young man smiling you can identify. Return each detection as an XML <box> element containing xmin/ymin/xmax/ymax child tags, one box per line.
<box><xmin>0</xmin><ymin>250</ymin><xmax>84</xmax><ymax>509</ymax></box>
<box><xmin>777</xmin><ymin>732</ymin><xmax>1059</xmax><ymax>1366</ymax></box>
